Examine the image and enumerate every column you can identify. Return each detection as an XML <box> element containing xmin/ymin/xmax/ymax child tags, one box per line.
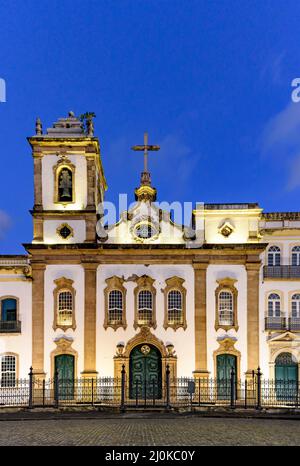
<box><xmin>82</xmin><ymin>262</ymin><xmax>98</xmax><ymax>377</ymax></box>
<box><xmin>86</xmin><ymin>157</ymin><xmax>96</xmax><ymax>209</ymax></box>
<box><xmin>33</xmin><ymin>156</ymin><xmax>43</xmax><ymax>210</ymax></box>
<box><xmin>193</xmin><ymin>262</ymin><xmax>209</xmax><ymax>379</ymax></box>
<box><xmin>32</xmin><ymin>262</ymin><xmax>46</xmax><ymax>379</ymax></box>
<box><xmin>246</xmin><ymin>262</ymin><xmax>261</xmax><ymax>378</ymax></box>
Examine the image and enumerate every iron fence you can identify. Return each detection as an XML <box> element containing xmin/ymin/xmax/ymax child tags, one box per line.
<box><xmin>1</xmin><ymin>366</ymin><xmax>300</xmax><ymax>410</ymax></box>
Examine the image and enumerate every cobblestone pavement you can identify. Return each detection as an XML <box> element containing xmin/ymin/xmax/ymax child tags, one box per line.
<box><xmin>0</xmin><ymin>415</ymin><xmax>299</xmax><ymax>446</ymax></box>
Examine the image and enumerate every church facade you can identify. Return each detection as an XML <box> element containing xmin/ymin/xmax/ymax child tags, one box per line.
<box><xmin>1</xmin><ymin>112</ymin><xmax>300</xmax><ymax>391</ymax></box>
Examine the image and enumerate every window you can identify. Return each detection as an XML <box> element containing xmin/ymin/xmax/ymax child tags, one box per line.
<box><xmin>53</xmin><ymin>277</ymin><xmax>76</xmax><ymax>331</ymax></box>
<box><xmin>108</xmin><ymin>290</ymin><xmax>123</xmax><ymax>324</ymax></box>
<box><xmin>138</xmin><ymin>290</ymin><xmax>153</xmax><ymax>325</ymax></box>
<box><xmin>163</xmin><ymin>277</ymin><xmax>187</xmax><ymax>330</ymax></box>
<box><xmin>292</xmin><ymin>294</ymin><xmax>300</xmax><ymax>318</ymax></box>
<box><xmin>215</xmin><ymin>278</ymin><xmax>238</xmax><ymax>330</ymax></box>
<box><xmin>57</xmin><ymin>290</ymin><xmax>73</xmax><ymax>326</ymax></box>
<box><xmin>268</xmin><ymin>246</ymin><xmax>281</xmax><ymax>266</ymax></box>
<box><xmin>1</xmin><ymin>298</ymin><xmax>17</xmax><ymax>322</ymax></box>
<box><xmin>168</xmin><ymin>290</ymin><xmax>183</xmax><ymax>325</ymax></box>
<box><xmin>134</xmin><ymin>275</ymin><xmax>156</xmax><ymax>329</ymax></box>
<box><xmin>104</xmin><ymin>276</ymin><xmax>127</xmax><ymax>330</ymax></box>
<box><xmin>292</xmin><ymin>246</ymin><xmax>300</xmax><ymax>266</ymax></box>
<box><xmin>1</xmin><ymin>355</ymin><xmax>16</xmax><ymax>387</ymax></box>
<box><xmin>268</xmin><ymin>293</ymin><xmax>281</xmax><ymax>317</ymax></box>
<box><xmin>218</xmin><ymin>291</ymin><xmax>234</xmax><ymax>326</ymax></box>
<box><xmin>58</xmin><ymin>168</ymin><xmax>73</xmax><ymax>203</ymax></box>
<box><xmin>53</xmin><ymin>157</ymin><xmax>75</xmax><ymax>205</ymax></box>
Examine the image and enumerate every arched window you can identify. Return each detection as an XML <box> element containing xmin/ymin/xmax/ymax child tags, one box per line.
<box><xmin>138</xmin><ymin>290</ymin><xmax>153</xmax><ymax>325</ymax></box>
<box><xmin>53</xmin><ymin>277</ymin><xmax>76</xmax><ymax>331</ymax></box>
<box><xmin>168</xmin><ymin>290</ymin><xmax>183</xmax><ymax>325</ymax></box>
<box><xmin>291</xmin><ymin>293</ymin><xmax>300</xmax><ymax>318</ymax></box>
<box><xmin>1</xmin><ymin>298</ymin><xmax>17</xmax><ymax>322</ymax></box>
<box><xmin>57</xmin><ymin>290</ymin><xmax>73</xmax><ymax>326</ymax></box>
<box><xmin>104</xmin><ymin>276</ymin><xmax>127</xmax><ymax>330</ymax></box>
<box><xmin>108</xmin><ymin>290</ymin><xmax>123</xmax><ymax>324</ymax></box>
<box><xmin>268</xmin><ymin>246</ymin><xmax>281</xmax><ymax>266</ymax></box>
<box><xmin>218</xmin><ymin>291</ymin><xmax>234</xmax><ymax>326</ymax></box>
<box><xmin>292</xmin><ymin>246</ymin><xmax>300</xmax><ymax>266</ymax></box>
<box><xmin>58</xmin><ymin>167</ymin><xmax>73</xmax><ymax>203</ymax></box>
<box><xmin>1</xmin><ymin>354</ymin><xmax>16</xmax><ymax>387</ymax></box>
<box><xmin>268</xmin><ymin>293</ymin><xmax>281</xmax><ymax>317</ymax></box>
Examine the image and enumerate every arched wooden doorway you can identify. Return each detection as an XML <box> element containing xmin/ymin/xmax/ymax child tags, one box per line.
<box><xmin>216</xmin><ymin>353</ymin><xmax>237</xmax><ymax>399</ymax></box>
<box><xmin>54</xmin><ymin>354</ymin><xmax>75</xmax><ymax>399</ymax></box>
<box><xmin>275</xmin><ymin>352</ymin><xmax>298</xmax><ymax>401</ymax></box>
<box><xmin>129</xmin><ymin>344</ymin><xmax>162</xmax><ymax>400</ymax></box>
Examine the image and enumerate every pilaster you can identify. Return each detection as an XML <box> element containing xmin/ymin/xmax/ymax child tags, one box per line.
<box><xmin>245</xmin><ymin>261</ymin><xmax>261</xmax><ymax>378</ymax></box>
<box><xmin>81</xmin><ymin>262</ymin><xmax>98</xmax><ymax>378</ymax></box>
<box><xmin>31</xmin><ymin>262</ymin><xmax>46</xmax><ymax>379</ymax></box>
<box><xmin>193</xmin><ymin>261</ymin><xmax>210</xmax><ymax>380</ymax></box>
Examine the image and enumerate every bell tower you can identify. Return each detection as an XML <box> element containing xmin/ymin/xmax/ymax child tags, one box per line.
<box><xmin>28</xmin><ymin>112</ymin><xmax>107</xmax><ymax>244</ymax></box>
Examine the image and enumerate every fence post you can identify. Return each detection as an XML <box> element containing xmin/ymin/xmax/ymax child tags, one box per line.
<box><xmin>43</xmin><ymin>379</ymin><xmax>45</xmax><ymax>407</ymax></box>
<box><xmin>166</xmin><ymin>364</ymin><xmax>170</xmax><ymax>410</ymax></box>
<box><xmin>54</xmin><ymin>369</ymin><xmax>59</xmax><ymax>408</ymax></box>
<box><xmin>120</xmin><ymin>364</ymin><xmax>126</xmax><ymax>412</ymax></box>
<box><xmin>91</xmin><ymin>378</ymin><xmax>94</xmax><ymax>407</ymax></box>
<box><xmin>230</xmin><ymin>367</ymin><xmax>235</xmax><ymax>409</ymax></box>
<box><xmin>28</xmin><ymin>366</ymin><xmax>33</xmax><ymax>409</ymax></box>
<box><xmin>256</xmin><ymin>367</ymin><xmax>262</xmax><ymax>410</ymax></box>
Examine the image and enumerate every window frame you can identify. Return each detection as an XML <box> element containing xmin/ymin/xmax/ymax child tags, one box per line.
<box><xmin>53</xmin><ymin>158</ymin><xmax>76</xmax><ymax>205</ymax></box>
<box><xmin>134</xmin><ymin>275</ymin><xmax>156</xmax><ymax>330</ymax></box>
<box><xmin>267</xmin><ymin>245</ymin><xmax>281</xmax><ymax>266</ymax></box>
<box><xmin>291</xmin><ymin>245</ymin><xmax>300</xmax><ymax>266</ymax></box>
<box><xmin>163</xmin><ymin>277</ymin><xmax>187</xmax><ymax>331</ymax></box>
<box><xmin>0</xmin><ymin>353</ymin><xmax>18</xmax><ymax>388</ymax></box>
<box><xmin>53</xmin><ymin>277</ymin><xmax>76</xmax><ymax>331</ymax></box>
<box><xmin>291</xmin><ymin>292</ymin><xmax>300</xmax><ymax>318</ymax></box>
<box><xmin>267</xmin><ymin>292</ymin><xmax>281</xmax><ymax>317</ymax></box>
<box><xmin>215</xmin><ymin>278</ymin><xmax>238</xmax><ymax>331</ymax></box>
<box><xmin>104</xmin><ymin>276</ymin><xmax>127</xmax><ymax>331</ymax></box>
<box><xmin>0</xmin><ymin>296</ymin><xmax>19</xmax><ymax>323</ymax></box>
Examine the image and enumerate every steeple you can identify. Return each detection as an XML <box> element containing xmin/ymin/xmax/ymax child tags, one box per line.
<box><xmin>131</xmin><ymin>132</ymin><xmax>160</xmax><ymax>202</ymax></box>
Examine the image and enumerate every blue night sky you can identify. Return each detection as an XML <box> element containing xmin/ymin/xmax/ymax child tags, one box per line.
<box><xmin>0</xmin><ymin>0</ymin><xmax>300</xmax><ymax>254</ymax></box>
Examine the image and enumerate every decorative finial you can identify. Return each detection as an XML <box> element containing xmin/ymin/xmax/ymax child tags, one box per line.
<box><xmin>131</xmin><ymin>132</ymin><xmax>160</xmax><ymax>202</ymax></box>
<box><xmin>80</xmin><ymin>112</ymin><xmax>96</xmax><ymax>136</ymax></box>
<box><xmin>35</xmin><ymin>117</ymin><xmax>42</xmax><ymax>136</ymax></box>
<box><xmin>87</xmin><ymin>117</ymin><xmax>94</xmax><ymax>137</ymax></box>
<box><xmin>68</xmin><ymin>111</ymin><xmax>75</xmax><ymax>117</ymax></box>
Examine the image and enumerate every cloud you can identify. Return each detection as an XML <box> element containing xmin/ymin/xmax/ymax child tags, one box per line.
<box><xmin>260</xmin><ymin>101</ymin><xmax>300</xmax><ymax>190</ymax></box>
<box><xmin>151</xmin><ymin>133</ymin><xmax>200</xmax><ymax>199</ymax></box>
<box><xmin>0</xmin><ymin>210</ymin><xmax>11</xmax><ymax>240</ymax></box>
<box><xmin>260</xmin><ymin>52</ymin><xmax>286</xmax><ymax>86</ymax></box>
<box><xmin>287</xmin><ymin>154</ymin><xmax>300</xmax><ymax>191</ymax></box>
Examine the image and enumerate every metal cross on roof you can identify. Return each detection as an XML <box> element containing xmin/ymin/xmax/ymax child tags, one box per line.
<box><xmin>131</xmin><ymin>132</ymin><xmax>160</xmax><ymax>173</ymax></box>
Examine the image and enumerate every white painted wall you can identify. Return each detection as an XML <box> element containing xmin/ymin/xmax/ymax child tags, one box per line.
<box><xmin>96</xmin><ymin>264</ymin><xmax>195</xmax><ymax>377</ymax></box>
<box><xmin>44</xmin><ymin>265</ymin><xmax>85</xmax><ymax>378</ymax></box>
<box><xmin>43</xmin><ymin>220</ymin><xmax>86</xmax><ymax>244</ymax></box>
<box><xmin>0</xmin><ymin>280</ymin><xmax>32</xmax><ymax>378</ymax></box>
<box><xmin>206</xmin><ymin>264</ymin><xmax>248</xmax><ymax>377</ymax></box>
<box><xmin>42</xmin><ymin>154</ymin><xmax>87</xmax><ymax>210</ymax></box>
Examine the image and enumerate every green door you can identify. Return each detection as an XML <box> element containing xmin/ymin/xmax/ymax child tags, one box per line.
<box><xmin>55</xmin><ymin>354</ymin><xmax>75</xmax><ymax>400</ymax></box>
<box><xmin>129</xmin><ymin>344</ymin><xmax>162</xmax><ymax>400</ymax></box>
<box><xmin>217</xmin><ymin>354</ymin><xmax>237</xmax><ymax>400</ymax></box>
<box><xmin>275</xmin><ymin>353</ymin><xmax>298</xmax><ymax>402</ymax></box>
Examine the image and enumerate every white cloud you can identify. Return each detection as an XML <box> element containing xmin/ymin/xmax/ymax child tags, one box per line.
<box><xmin>261</xmin><ymin>102</ymin><xmax>300</xmax><ymax>190</ymax></box>
<box><xmin>0</xmin><ymin>210</ymin><xmax>11</xmax><ymax>239</ymax></box>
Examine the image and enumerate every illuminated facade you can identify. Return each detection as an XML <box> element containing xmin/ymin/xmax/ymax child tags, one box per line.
<box><xmin>0</xmin><ymin>112</ymin><xmax>300</xmax><ymax>391</ymax></box>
